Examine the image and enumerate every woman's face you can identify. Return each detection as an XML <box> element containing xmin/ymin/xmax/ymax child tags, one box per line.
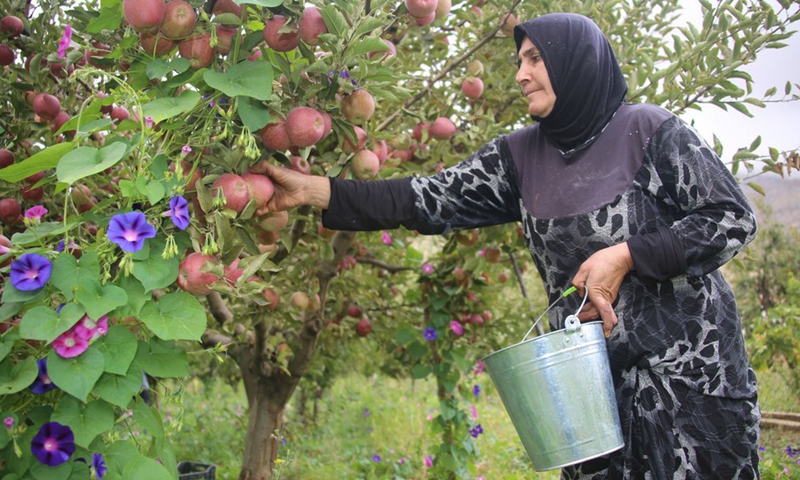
<box><xmin>516</xmin><ymin>36</ymin><xmax>556</xmax><ymax>118</ymax></box>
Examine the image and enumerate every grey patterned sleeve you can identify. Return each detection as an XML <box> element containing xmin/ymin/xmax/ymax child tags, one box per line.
<box><xmin>405</xmin><ymin>136</ymin><xmax>523</xmax><ymax>234</ymax></box>
<box><xmin>639</xmin><ymin>116</ymin><xmax>757</xmax><ymax>279</ymax></box>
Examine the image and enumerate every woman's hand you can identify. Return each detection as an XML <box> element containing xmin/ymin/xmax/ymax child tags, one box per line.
<box><xmin>571</xmin><ymin>242</ymin><xmax>633</xmax><ymax>338</ymax></box>
<box><xmin>250</xmin><ymin>160</ymin><xmax>331</xmax><ymax>212</ymax></box>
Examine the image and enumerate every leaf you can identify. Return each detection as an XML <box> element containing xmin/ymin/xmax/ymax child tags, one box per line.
<box><xmin>140</xmin><ymin>90</ymin><xmax>201</xmax><ymax>123</ymax></box>
<box><xmin>93</xmin><ymin>368</ymin><xmax>144</xmax><ymax>409</ymax></box>
<box><xmin>121</xmin><ymin>455</ymin><xmax>174</xmax><ymax>480</ymax></box>
<box><xmin>0</xmin><ymin>356</ymin><xmax>37</xmax><ymax>395</ymax></box>
<box><xmin>19</xmin><ymin>304</ymin><xmax>85</xmax><ymax>343</ymax></box>
<box><xmin>134</xmin><ymin>177</ymin><xmax>166</xmax><ymax>204</ymax></box>
<box><xmin>0</xmin><ymin>333</ymin><xmax>14</xmax><ymax>362</ymax></box>
<box><xmin>51</xmin><ymin>397</ymin><xmax>114</xmax><ymax>448</ymax></box>
<box><xmin>135</xmin><ymin>339</ymin><xmax>189</xmax><ymax>378</ymax></box>
<box><xmin>112</xmin><ymin>274</ymin><xmax>148</xmax><ymax>319</ymax></box>
<box><xmin>145</xmin><ymin>58</ymin><xmax>190</xmax><ymax>79</ymax></box>
<box><xmin>203</xmin><ymin>61</ymin><xmax>273</xmax><ymax>100</ymax></box>
<box><xmin>131</xmin><ymin>236</ymin><xmax>180</xmax><ymax>292</ymax></box>
<box><xmin>95</xmin><ymin>325</ymin><xmax>138</xmax><ymax>375</ymax></box>
<box><xmin>238</xmin><ymin>96</ymin><xmax>271</xmax><ymax>132</ymax></box>
<box><xmin>1</xmin><ymin>282</ymin><xmax>46</xmax><ymax>304</ymax></box>
<box><xmin>56</xmin><ymin>143</ymin><xmax>128</xmax><ymax>185</ymax></box>
<box><xmin>746</xmin><ymin>181</ymin><xmax>766</xmax><ymax>196</ymax></box>
<box><xmin>354</xmin><ymin>17</ymin><xmax>385</xmax><ymax>38</ymax></box>
<box><xmin>86</xmin><ymin>4</ymin><xmax>123</xmax><ymax>33</ymax></box>
<box><xmin>235</xmin><ymin>0</ymin><xmax>283</xmax><ymax>6</ymax></box>
<box><xmin>50</xmin><ymin>252</ymin><xmax>102</xmax><ymax>300</ymax></box>
<box><xmin>319</xmin><ymin>6</ymin><xmax>348</xmax><ymax>38</ymax></box>
<box><xmin>0</xmin><ymin>142</ymin><xmax>74</xmax><ymax>182</ymax></box>
<box><xmin>75</xmin><ymin>277</ymin><xmax>128</xmax><ymax>321</ymax></box>
<box><xmin>131</xmin><ymin>397</ymin><xmax>164</xmax><ymax>439</ymax></box>
<box><xmin>412</xmin><ymin>364</ymin><xmax>432</xmax><ymax>379</ymax></box>
<box><xmin>30</xmin><ymin>459</ymin><xmax>73</xmax><ymax>480</ymax></box>
<box><xmin>349</xmin><ymin>36</ymin><xmax>391</xmax><ymax>57</ymax></box>
<box><xmin>10</xmin><ymin>221</ymin><xmax>79</xmax><ymax>247</ymax></box>
<box><xmin>46</xmin><ymin>347</ymin><xmax>105</xmax><ymax>401</ymax></box>
<box><xmin>139</xmin><ymin>292</ymin><xmax>207</xmax><ymax>341</ymax></box>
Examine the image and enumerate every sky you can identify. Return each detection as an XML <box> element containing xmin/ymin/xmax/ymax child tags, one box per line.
<box><xmin>679</xmin><ymin>2</ymin><xmax>800</xmax><ymax>160</ymax></box>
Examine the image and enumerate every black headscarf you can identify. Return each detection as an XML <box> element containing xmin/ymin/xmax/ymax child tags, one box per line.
<box><xmin>513</xmin><ymin>13</ymin><xmax>628</xmax><ymax>152</ymax></box>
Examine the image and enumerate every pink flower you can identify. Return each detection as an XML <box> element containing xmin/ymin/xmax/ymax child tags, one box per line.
<box><xmin>145</xmin><ymin>116</ymin><xmax>154</xmax><ymax>129</ymax></box>
<box><xmin>57</xmin><ymin>24</ymin><xmax>72</xmax><ymax>59</ymax></box>
<box><xmin>381</xmin><ymin>231</ymin><xmax>392</xmax><ymax>245</ymax></box>
<box><xmin>424</xmin><ymin>456</ymin><xmax>433</xmax><ymax>468</ymax></box>
<box><xmin>181</xmin><ymin>145</ymin><xmax>192</xmax><ymax>157</ymax></box>
<box><xmin>474</xmin><ymin>360</ymin><xmax>485</xmax><ymax>375</ymax></box>
<box><xmin>24</xmin><ymin>206</ymin><xmax>48</xmax><ymax>223</ymax></box>
<box><xmin>52</xmin><ymin>329</ymin><xmax>89</xmax><ymax>358</ymax></box>
<box><xmin>471</xmin><ymin>404</ymin><xmax>479</xmax><ymax>419</ymax></box>
<box><xmin>73</xmin><ymin>314</ymin><xmax>108</xmax><ymax>341</ymax></box>
<box><xmin>449</xmin><ymin>320</ymin><xmax>464</xmax><ymax>337</ymax></box>
<box><xmin>421</xmin><ymin>263</ymin><xmax>434</xmax><ymax>275</ymax></box>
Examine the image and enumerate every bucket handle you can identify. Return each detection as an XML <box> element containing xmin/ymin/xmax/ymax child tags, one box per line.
<box><xmin>520</xmin><ymin>286</ymin><xmax>589</xmax><ymax>343</ymax></box>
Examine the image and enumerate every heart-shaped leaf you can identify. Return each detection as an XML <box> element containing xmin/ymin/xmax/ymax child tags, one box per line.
<box><xmin>204</xmin><ymin>61</ymin><xmax>273</xmax><ymax>100</ymax></box>
<box><xmin>238</xmin><ymin>96</ymin><xmax>271</xmax><ymax>131</ymax></box>
<box><xmin>46</xmin><ymin>347</ymin><xmax>104</xmax><ymax>401</ymax></box>
<box><xmin>122</xmin><ymin>455</ymin><xmax>174</xmax><ymax>480</ymax></box>
<box><xmin>50</xmin><ymin>251</ymin><xmax>102</xmax><ymax>300</ymax></box>
<box><xmin>131</xmin><ymin>237</ymin><xmax>180</xmax><ymax>292</ymax></box>
<box><xmin>134</xmin><ymin>177</ymin><xmax>165</xmax><ymax>204</ymax></box>
<box><xmin>112</xmin><ymin>275</ymin><xmax>148</xmax><ymax>318</ymax></box>
<box><xmin>19</xmin><ymin>303</ymin><xmax>85</xmax><ymax>343</ymax></box>
<box><xmin>0</xmin><ymin>356</ymin><xmax>38</xmax><ymax>395</ymax></box>
<box><xmin>140</xmin><ymin>90</ymin><xmax>201</xmax><ymax>124</ymax></box>
<box><xmin>93</xmin><ymin>368</ymin><xmax>143</xmax><ymax>409</ymax></box>
<box><xmin>56</xmin><ymin>142</ymin><xmax>127</xmax><ymax>185</ymax></box>
<box><xmin>0</xmin><ymin>142</ymin><xmax>74</xmax><ymax>182</ymax></box>
<box><xmin>51</xmin><ymin>397</ymin><xmax>114</xmax><ymax>448</ymax></box>
<box><xmin>134</xmin><ymin>339</ymin><xmax>188</xmax><ymax>378</ymax></box>
<box><xmin>138</xmin><ymin>292</ymin><xmax>206</xmax><ymax>341</ymax></box>
<box><xmin>75</xmin><ymin>277</ymin><xmax>128</xmax><ymax>321</ymax></box>
<box><xmin>96</xmin><ymin>325</ymin><xmax>138</xmax><ymax>375</ymax></box>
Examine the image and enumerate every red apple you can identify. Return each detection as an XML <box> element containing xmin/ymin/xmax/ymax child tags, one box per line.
<box><xmin>257</xmin><ymin>210</ymin><xmax>289</xmax><ymax>231</ymax></box>
<box><xmin>214</xmin><ymin>26</ymin><xmax>239</xmax><ymax>55</ymax></box>
<box><xmin>123</xmin><ymin>0</ymin><xmax>166</xmax><ymax>33</ymax></box>
<box><xmin>0</xmin><ymin>16</ymin><xmax>24</xmax><ymax>37</ymax></box>
<box><xmin>263</xmin><ymin>15</ymin><xmax>299</xmax><ymax>52</ymax></box>
<box><xmin>140</xmin><ymin>31</ymin><xmax>177</xmax><ymax>56</ymax></box>
<box><xmin>355</xmin><ymin>318</ymin><xmax>372</xmax><ymax>337</ymax></box>
<box><xmin>461</xmin><ymin>77</ymin><xmax>484</xmax><ymax>99</ymax></box>
<box><xmin>484</xmin><ymin>246</ymin><xmax>501</xmax><ymax>263</ymax></box>
<box><xmin>223</xmin><ymin>258</ymin><xmax>243</xmax><ymax>286</ymax></box>
<box><xmin>454</xmin><ymin>229</ymin><xmax>478</xmax><ymax>246</ymax></box>
<box><xmin>285</xmin><ymin>106</ymin><xmax>325</xmax><ymax>147</ymax></box>
<box><xmin>497</xmin><ymin>271</ymin><xmax>510</xmax><ymax>283</ymax></box>
<box><xmin>429</xmin><ymin>117</ymin><xmax>456</xmax><ymax>140</ymax></box>
<box><xmin>259</xmin><ymin>121</ymin><xmax>292</xmax><ymax>151</ymax></box>
<box><xmin>341</xmin><ymin>89</ymin><xmax>375</xmax><ymax>125</ymax></box>
<box><xmin>370</xmin><ymin>140</ymin><xmax>388</xmax><ymax>165</ymax></box>
<box><xmin>0</xmin><ymin>149</ymin><xmax>13</xmax><ymax>168</ymax></box>
<box><xmin>0</xmin><ymin>198</ymin><xmax>21</xmax><ymax>224</ymax></box>
<box><xmin>343</xmin><ymin>126</ymin><xmax>366</xmax><ymax>152</ymax></box>
<box><xmin>404</xmin><ymin>0</ymin><xmax>437</xmax><ymax>18</ymax></box>
<box><xmin>290</xmin><ymin>291</ymin><xmax>310</xmax><ymax>310</ymax></box>
<box><xmin>32</xmin><ymin>93</ymin><xmax>61</xmax><ymax>121</ymax></box>
<box><xmin>288</xmin><ymin>156</ymin><xmax>312</xmax><ymax>175</ymax></box>
<box><xmin>500</xmin><ymin>12</ymin><xmax>519</xmax><ymax>36</ymax></box>
<box><xmin>351</xmin><ymin>150</ymin><xmax>379</xmax><ymax>180</ymax></box>
<box><xmin>346</xmin><ymin>305</ymin><xmax>363</xmax><ymax>318</ymax></box>
<box><xmin>242</xmin><ymin>172</ymin><xmax>275</xmax><ymax>211</ymax></box>
<box><xmin>110</xmin><ymin>105</ymin><xmax>130</xmax><ymax>124</ymax></box>
<box><xmin>319</xmin><ymin>110</ymin><xmax>333</xmax><ymax>138</ymax></box>
<box><xmin>412</xmin><ymin>122</ymin><xmax>429</xmax><ymax>142</ymax></box>
<box><xmin>160</xmin><ymin>0</ymin><xmax>196</xmax><ymax>40</ymax></box>
<box><xmin>177</xmin><ymin>252</ymin><xmax>219</xmax><ymax>295</ymax></box>
<box><xmin>413</xmin><ymin>12</ymin><xmax>435</xmax><ymax>26</ymax></box>
<box><xmin>178</xmin><ymin>33</ymin><xmax>214</xmax><ymax>68</ymax></box>
<box><xmin>84</xmin><ymin>42</ymin><xmax>111</xmax><ymax>68</ymax></box>
<box><xmin>435</xmin><ymin>0</ymin><xmax>451</xmax><ymax>18</ymax></box>
<box><xmin>0</xmin><ymin>234</ymin><xmax>11</xmax><ymax>267</ymax></box>
<box><xmin>467</xmin><ymin>60</ymin><xmax>484</xmax><ymax>76</ymax></box>
<box><xmin>51</xmin><ymin>111</ymin><xmax>72</xmax><ymax>134</ymax></box>
<box><xmin>213</xmin><ymin>0</ymin><xmax>246</xmax><ymax>23</ymax></box>
<box><xmin>368</xmin><ymin>39</ymin><xmax>396</xmax><ymax>60</ymax></box>
<box><xmin>299</xmin><ymin>7</ymin><xmax>327</xmax><ymax>46</ymax></box>
<box><xmin>262</xmin><ymin>288</ymin><xmax>280</xmax><ymax>309</ymax></box>
<box><xmin>0</xmin><ymin>44</ymin><xmax>15</xmax><ymax>66</ymax></box>
<box><xmin>212</xmin><ymin>173</ymin><xmax>249</xmax><ymax>212</ymax></box>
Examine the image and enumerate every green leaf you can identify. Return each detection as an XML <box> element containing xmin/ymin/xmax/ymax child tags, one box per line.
<box><xmin>56</xmin><ymin>143</ymin><xmax>127</xmax><ymax>185</ymax></box>
<box><xmin>238</xmin><ymin>96</ymin><xmax>271</xmax><ymax>131</ymax></box>
<box><xmin>131</xmin><ymin>236</ymin><xmax>180</xmax><ymax>292</ymax></box>
<box><xmin>93</xmin><ymin>368</ymin><xmax>143</xmax><ymax>409</ymax></box>
<box><xmin>203</xmin><ymin>61</ymin><xmax>273</xmax><ymax>100</ymax></box>
<box><xmin>0</xmin><ymin>299</ymin><xmax>22</xmax><ymax>322</ymax></box>
<box><xmin>395</xmin><ymin>325</ymin><xmax>416</xmax><ymax>345</ymax></box>
<box><xmin>86</xmin><ymin>4</ymin><xmax>123</xmax><ymax>33</ymax></box>
<box><xmin>139</xmin><ymin>292</ymin><xmax>207</xmax><ymax>341</ymax></box>
<box><xmin>320</xmin><ymin>6</ymin><xmax>348</xmax><ymax>38</ymax></box>
<box><xmin>130</xmin><ymin>397</ymin><xmax>164</xmax><ymax>439</ymax></box>
<box><xmin>746</xmin><ymin>181</ymin><xmax>765</xmax><ymax>196</ymax></box>
<box><xmin>96</xmin><ymin>325</ymin><xmax>138</xmax><ymax>375</ymax></box>
<box><xmin>412</xmin><ymin>364</ymin><xmax>432</xmax><ymax>379</ymax></box>
<box><xmin>0</xmin><ymin>333</ymin><xmax>14</xmax><ymax>362</ymax></box>
<box><xmin>19</xmin><ymin>304</ymin><xmax>85</xmax><ymax>343</ymax></box>
<box><xmin>145</xmin><ymin>58</ymin><xmax>190</xmax><ymax>80</ymax></box>
<box><xmin>354</xmin><ymin>17</ymin><xmax>385</xmax><ymax>38</ymax></box>
<box><xmin>75</xmin><ymin>277</ymin><xmax>128</xmax><ymax>323</ymax></box>
<box><xmin>51</xmin><ymin>397</ymin><xmax>114</xmax><ymax>448</ymax></box>
<box><xmin>135</xmin><ymin>177</ymin><xmax>166</xmax><ymax>205</ymax></box>
<box><xmin>349</xmin><ymin>36</ymin><xmax>390</xmax><ymax>57</ymax></box>
<box><xmin>1</xmin><ymin>281</ymin><xmax>46</xmax><ymax>304</ymax></box>
<box><xmin>141</xmin><ymin>90</ymin><xmax>201</xmax><ymax>123</ymax></box>
<box><xmin>0</xmin><ymin>356</ymin><xmax>38</xmax><ymax>395</ymax></box>
<box><xmin>30</xmin><ymin>460</ymin><xmax>73</xmax><ymax>480</ymax></box>
<box><xmin>50</xmin><ymin>252</ymin><xmax>102</xmax><ymax>300</ymax></box>
<box><xmin>0</xmin><ymin>142</ymin><xmax>74</xmax><ymax>182</ymax></box>
<box><xmin>9</xmin><ymin>221</ymin><xmax>79</xmax><ymax>247</ymax></box>
<box><xmin>112</xmin><ymin>275</ymin><xmax>148</xmax><ymax>318</ymax></box>
<box><xmin>235</xmin><ymin>0</ymin><xmax>283</xmax><ymax>6</ymax></box>
<box><xmin>46</xmin><ymin>347</ymin><xmax>105</xmax><ymax>402</ymax></box>
<box><xmin>121</xmin><ymin>455</ymin><xmax>174</xmax><ymax>480</ymax></box>
<box><xmin>135</xmin><ymin>339</ymin><xmax>189</xmax><ymax>378</ymax></box>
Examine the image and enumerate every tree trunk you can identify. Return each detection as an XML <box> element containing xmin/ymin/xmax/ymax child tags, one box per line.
<box><xmin>238</xmin><ymin>373</ymin><xmax>286</xmax><ymax>480</ymax></box>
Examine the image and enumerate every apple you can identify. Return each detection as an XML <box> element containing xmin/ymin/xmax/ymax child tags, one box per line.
<box><xmin>263</xmin><ymin>15</ymin><xmax>299</xmax><ymax>52</ymax></box>
<box><xmin>0</xmin><ymin>198</ymin><xmax>21</xmax><ymax>224</ymax></box>
<box><xmin>285</xmin><ymin>106</ymin><xmax>325</xmax><ymax>147</ymax></box>
<box><xmin>223</xmin><ymin>258</ymin><xmax>244</xmax><ymax>286</ymax></box>
<box><xmin>177</xmin><ymin>252</ymin><xmax>219</xmax><ymax>295</ymax></box>
<box><xmin>0</xmin><ymin>149</ymin><xmax>14</xmax><ymax>168</ymax></box>
<box><xmin>172</xmin><ymin>160</ymin><xmax>203</xmax><ymax>193</ymax></box>
<box><xmin>341</xmin><ymin>89</ymin><xmax>375</xmax><ymax>124</ymax></box>
<box><xmin>288</xmin><ymin>156</ymin><xmax>312</xmax><ymax>175</ymax></box>
<box><xmin>290</xmin><ymin>291</ymin><xmax>310</xmax><ymax>310</ymax></box>
<box><xmin>455</xmin><ymin>229</ymin><xmax>478</xmax><ymax>246</ymax></box>
<box><xmin>242</xmin><ymin>171</ymin><xmax>274</xmax><ymax>210</ymax></box>
<box><xmin>355</xmin><ymin>318</ymin><xmax>372</xmax><ymax>337</ymax></box>
<box><xmin>70</xmin><ymin>184</ymin><xmax>97</xmax><ymax>214</ymax></box>
<box><xmin>214</xmin><ymin>25</ymin><xmax>238</xmax><ymax>55</ymax></box>
<box><xmin>500</xmin><ymin>12</ymin><xmax>519</xmax><ymax>36</ymax></box>
<box><xmin>435</xmin><ymin>0</ymin><xmax>451</xmax><ymax>18</ymax></box>
<box><xmin>412</xmin><ymin>122</ymin><xmax>429</xmax><ymax>142</ymax></box>
<box><xmin>84</xmin><ymin>42</ymin><xmax>111</xmax><ymax>68</ymax></box>
<box><xmin>299</xmin><ymin>7</ymin><xmax>327</xmax><ymax>45</ymax></box>
<box><xmin>343</xmin><ymin>126</ymin><xmax>367</xmax><ymax>153</ymax></box>
<box><xmin>0</xmin><ymin>234</ymin><xmax>11</xmax><ymax>267</ymax></box>
<box><xmin>110</xmin><ymin>105</ymin><xmax>130</xmax><ymax>124</ymax></box>
<box><xmin>178</xmin><ymin>33</ymin><xmax>214</xmax><ymax>68</ymax></box>
<box><xmin>468</xmin><ymin>313</ymin><xmax>484</xmax><ymax>326</ymax></box>
<box><xmin>429</xmin><ymin>117</ymin><xmax>456</xmax><ymax>140</ymax></box>
<box><xmin>470</xmin><ymin>5</ymin><xmax>483</xmax><ymax>16</ymax></box>
<box><xmin>484</xmin><ymin>246</ymin><xmax>501</xmax><ymax>263</ymax></box>
<box><xmin>213</xmin><ymin>0</ymin><xmax>246</xmax><ymax>23</ymax></box>
<box><xmin>0</xmin><ymin>44</ymin><xmax>15</xmax><ymax>66</ymax></box>
<box><xmin>346</xmin><ymin>304</ymin><xmax>363</xmax><ymax>318</ymax></box>
<box><xmin>262</xmin><ymin>288</ymin><xmax>280</xmax><ymax>309</ymax></box>
<box><xmin>467</xmin><ymin>60</ymin><xmax>484</xmax><ymax>76</ymax></box>
<box><xmin>212</xmin><ymin>173</ymin><xmax>249</xmax><ymax>212</ymax></box>
<box><xmin>138</xmin><ymin>31</ymin><xmax>175</xmax><ymax>56</ymax></box>
<box><xmin>32</xmin><ymin>93</ymin><xmax>61</xmax><ymax>121</ymax></box>
<box><xmin>0</xmin><ymin>16</ymin><xmax>24</xmax><ymax>37</ymax></box>
<box><xmin>370</xmin><ymin>140</ymin><xmax>389</xmax><ymax>165</ymax></box>
<box><xmin>259</xmin><ymin>121</ymin><xmax>292</xmax><ymax>151</ymax></box>
<box><xmin>413</xmin><ymin>13</ymin><xmax>435</xmax><ymax>26</ymax></box>
<box><xmin>123</xmin><ymin>0</ymin><xmax>166</xmax><ymax>33</ymax></box>
<box><xmin>388</xmin><ymin>148</ymin><xmax>412</xmax><ymax>163</ymax></box>
<box><xmin>404</xmin><ymin>0</ymin><xmax>437</xmax><ymax>18</ymax></box>
<box><xmin>481</xmin><ymin>310</ymin><xmax>493</xmax><ymax>323</ymax></box>
<box><xmin>257</xmin><ymin>210</ymin><xmax>289</xmax><ymax>231</ymax></box>
<box><xmin>497</xmin><ymin>271</ymin><xmax>510</xmax><ymax>283</ymax></box>
<box><xmin>351</xmin><ymin>150</ymin><xmax>379</xmax><ymax>180</ymax></box>
<box><xmin>461</xmin><ymin>77</ymin><xmax>484</xmax><ymax>99</ymax></box>
<box><xmin>50</xmin><ymin>111</ymin><xmax>72</xmax><ymax>134</ymax></box>
<box><xmin>160</xmin><ymin>0</ymin><xmax>196</xmax><ymax>40</ymax></box>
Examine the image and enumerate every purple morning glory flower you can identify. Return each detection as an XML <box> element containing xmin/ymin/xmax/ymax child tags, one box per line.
<box><xmin>423</xmin><ymin>327</ymin><xmax>437</xmax><ymax>342</ymax></box>
<box><xmin>472</xmin><ymin>384</ymin><xmax>480</xmax><ymax>397</ymax></box>
<box><xmin>24</xmin><ymin>205</ymin><xmax>48</xmax><ymax>223</ymax></box>
<box><xmin>450</xmin><ymin>320</ymin><xmax>464</xmax><ymax>337</ymax></box>
<box><xmin>10</xmin><ymin>253</ymin><xmax>52</xmax><ymax>291</ymax></box>
<box><xmin>4</xmin><ymin>417</ymin><xmax>14</xmax><ymax>430</ymax></box>
<box><xmin>169</xmin><ymin>196</ymin><xmax>190</xmax><ymax>230</ymax></box>
<box><xmin>30</xmin><ymin>422</ymin><xmax>75</xmax><ymax>466</ymax></box>
<box><xmin>421</xmin><ymin>263</ymin><xmax>434</xmax><ymax>275</ymax></box>
<box><xmin>181</xmin><ymin>145</ymin><xmax>192</xmax><ymax>157</ymax></box>
<box><xmin>107</xmin><ymin>211</ymin><xmax>156</xmax><ymax>253</ymax></box>
<box><xmin>469</xmin><ymin>424</ymin><xmax>483</xmax><ymax>438</ymax></box>
<box><xmin>371</xmin><ymin>454</ymin><xmax>381</xmax><ymax>462</ymax></box>
<box><xmin>57</xmin><ymin>24</ymin><xmax>72</xmax><ymax>60</ymax></box>
<box><xmin>92</xmin><ymin>453</ymin><xmax>107</xmax><ymax>479</ymax></box>
<box><xmin>381</xmin><ymin>231</ymin><xmax>392</xmax><ymax>245</ymax></box>
<box><xmin>30</xmin><ymin>358</ymin><xmax>57</xmax><ymax>394</ymax></box>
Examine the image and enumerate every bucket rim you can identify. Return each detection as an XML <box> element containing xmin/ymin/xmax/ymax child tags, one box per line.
<box><xmin>482</xmin><ymin>321</ymin><xmax>604</xmax><ymax>364</ymax></box>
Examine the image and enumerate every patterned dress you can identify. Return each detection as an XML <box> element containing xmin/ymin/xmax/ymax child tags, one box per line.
<box><xmin>323</xmin><ymin>103</ymin><xmax>760</xmax><ymax>479</ymax></box>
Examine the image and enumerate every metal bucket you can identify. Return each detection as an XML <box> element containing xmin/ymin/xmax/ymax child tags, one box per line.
<box><xmin>483</xmin><ymin>316</ymin><xmax>623</xmax><ymax>471</ymax></box>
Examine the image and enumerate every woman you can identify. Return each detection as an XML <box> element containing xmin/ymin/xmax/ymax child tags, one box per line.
<box><xmin>255</xmin><ymin>13</ymin><xmax>760</xmax><ymax>479</ymax></box>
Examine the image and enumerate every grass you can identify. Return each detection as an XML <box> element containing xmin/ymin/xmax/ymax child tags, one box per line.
<box><xmin>164</xmin><ymin>361</ymin><xmax>800</xmax><ymax>479</ymax></box>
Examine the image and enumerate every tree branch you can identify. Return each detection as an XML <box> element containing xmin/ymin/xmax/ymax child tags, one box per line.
<box><xmin>355</xmin><ymin>256</ymin><xmax>414</xmax><ymax>274</ymax></box>
<box><xmin>207</xmin><ymin>291</ymin><xmax>234</xmax><ymax>325</ymax></box>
